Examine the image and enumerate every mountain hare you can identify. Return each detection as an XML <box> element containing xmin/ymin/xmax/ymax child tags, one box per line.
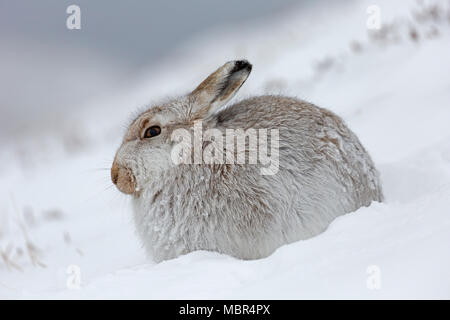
<box><xmin>111</xmin><ymin>60</ymin><xmax>383</xmax><ymax>262</ymax></box>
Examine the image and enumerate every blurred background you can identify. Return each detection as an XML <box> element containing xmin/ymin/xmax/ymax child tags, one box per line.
<box><xmin>0</xmin><ymin>0</ymin><xmax>303</xmax><ymax>142</ymax></box>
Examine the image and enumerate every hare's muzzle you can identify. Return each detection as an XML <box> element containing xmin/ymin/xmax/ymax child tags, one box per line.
<box><xmin>111</xmin><ymin>160</ymin><xmax>136</xmax><ymax>195</ymax></box>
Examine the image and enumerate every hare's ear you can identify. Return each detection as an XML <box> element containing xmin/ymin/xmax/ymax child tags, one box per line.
<box><xmin>189</xmin><ymin>60</ymin><xmax>252</xmax><ymax>117</ymax></box>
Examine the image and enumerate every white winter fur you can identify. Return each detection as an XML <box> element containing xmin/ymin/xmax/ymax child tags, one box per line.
<box><xmin>112</xmin><ymin>60</ymin><xmax>383</xmax><ymax>262</ymax></box>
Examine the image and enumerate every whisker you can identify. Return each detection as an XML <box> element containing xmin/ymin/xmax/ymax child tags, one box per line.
<box><xmin>85</xmin><ymin>168</ymin><xmax>110</xmax><ymax>172</ymax></box>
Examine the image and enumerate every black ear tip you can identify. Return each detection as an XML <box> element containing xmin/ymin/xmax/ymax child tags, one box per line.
<box><xmin>232</xmin><ymin>60</ymin><xmax>252</xmax><ymax>73</ymax></box>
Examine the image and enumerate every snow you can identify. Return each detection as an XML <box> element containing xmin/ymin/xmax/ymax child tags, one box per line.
<box><xmin>1</xmin><ymin>0</ymin><xmax>450</xmax><ymax>299</ymax></box>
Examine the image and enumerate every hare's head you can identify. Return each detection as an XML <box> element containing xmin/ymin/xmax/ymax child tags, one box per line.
<box><xmin>111</xmin><ymin>60</ymin><xmax>252</xmax><ymax>195</ymax></box>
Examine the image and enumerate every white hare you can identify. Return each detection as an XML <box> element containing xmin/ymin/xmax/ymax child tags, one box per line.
<box><xmin>111</xmin><ymin>60</ymin><xmax>383</xmax><ymax>262</ymax></box>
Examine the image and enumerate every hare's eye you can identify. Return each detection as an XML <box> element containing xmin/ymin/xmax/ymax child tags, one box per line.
<box><xmin>143</xmin><ymin>126</ymin><xmax>161</xmax><ymax>138</ymax></box>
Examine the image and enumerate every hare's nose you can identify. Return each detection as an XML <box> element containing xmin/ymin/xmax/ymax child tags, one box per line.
<box><xmin>111</xmin><ymin>160</ymin><xmax>137</xmax><ymax>195</ymax></box>
<box><xmin>111</xmin><ymin>166</ymin><xmax>119</xmax><ymax>185</ymax></box>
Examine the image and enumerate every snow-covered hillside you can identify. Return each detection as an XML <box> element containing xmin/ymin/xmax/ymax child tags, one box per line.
<box><xmin>1</xmin><ymin>0</ymin><xmax>450</xmax><ymax>299</ymax></box>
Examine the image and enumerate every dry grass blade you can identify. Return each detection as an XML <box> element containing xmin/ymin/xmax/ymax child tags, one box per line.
<box><xmin>25</xmin><ymin>241</ymin><xmax>47</xmax><ymax>268</ymax></box>
<box><xmin>0</xmin><ymin>245</ymin><xmax>23</xmax><ymax>272</ymax></box>
<box><xmin>10</xmin><ymin>194</ymin><xmax>47</xmax><ymax>269</ymax></box>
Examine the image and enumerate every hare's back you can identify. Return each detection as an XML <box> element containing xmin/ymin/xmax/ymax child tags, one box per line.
<box><xmin>216</xmin><ymin>94</ymin><xmax>383</xmax><ymax>206</ymax></box>
<box><xmin>217</xmin><ymin>95</ymin><xmax>332</xmax><ymax>130</ymax></box>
